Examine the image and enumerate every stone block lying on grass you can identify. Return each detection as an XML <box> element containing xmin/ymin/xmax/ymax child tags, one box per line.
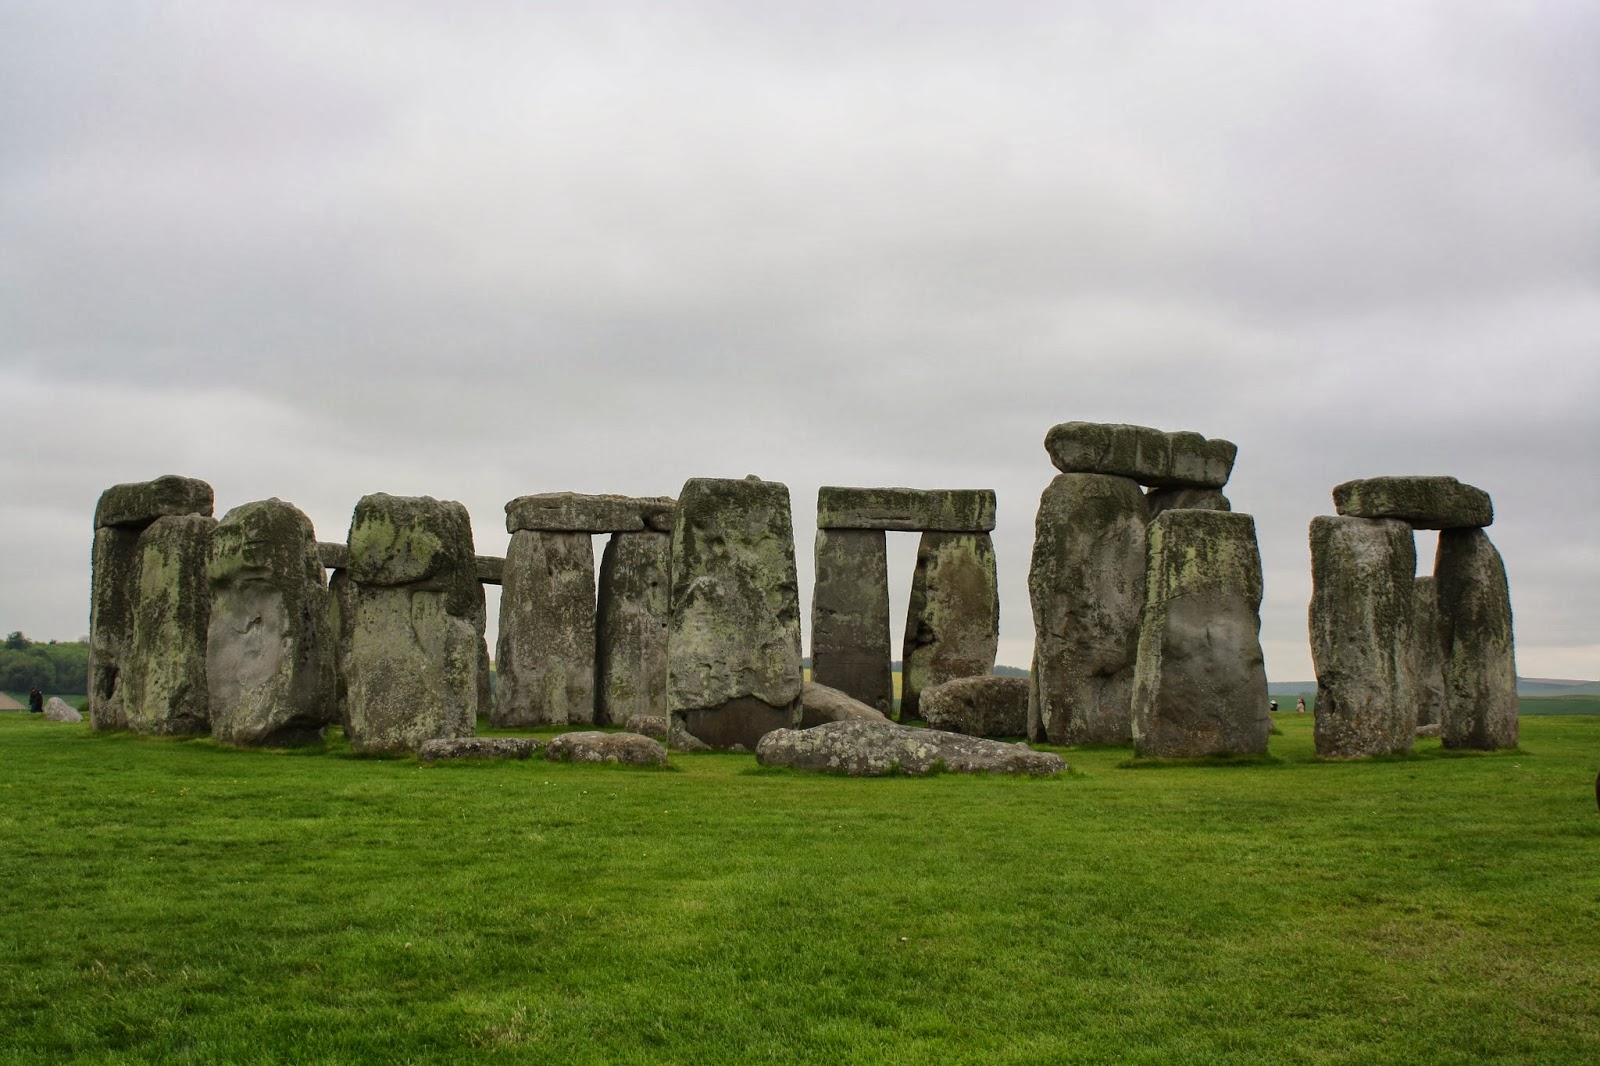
<box><xmin>624</xmin><ymin>714</ymin><xmax>711</xmax><ymax>752</ymax></box>
<box><xmin>419</xmin><ymin>737</ymin><xmax>542</xmax><ymax>762</ymax></box>
<box><xmin>799</xmin><ymin>681</ymin><xmax>891</xmax><ymax>728</ymax></box>
<box><xmin>755</xmin><ymin>720</ymin><xmax>1066</xmax><ymax>776</ymax></box>
<box><xmin>43</xmin><ymin>697</ymin><xmax>82</xmax><ymax>723</ymax></box>
<box><xmin>919</xmin><ymin>676</ymin><xmax>1029</xmax><ymax>737</ymax></box>
<box><xmin>545</xmin><ymin>731</ymin><xmax>668</xmax><ymax>765</ymax></box>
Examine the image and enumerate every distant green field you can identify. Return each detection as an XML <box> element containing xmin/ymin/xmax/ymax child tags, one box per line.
<box><xmin>1521</xmin><ymin>694</ymin><xmax>1600</xmax><ymax>716</ymax></box>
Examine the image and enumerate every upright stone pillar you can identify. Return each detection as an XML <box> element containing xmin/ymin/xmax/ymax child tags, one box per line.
<box><xmin>594</xmin><ymin>527</ymin><xmax>672</xmax><ymax>726</ymax></box>
<box><xmin>497</xmin><ymin>531</ymin><xmax>596</xmax><ymax>726</ymax></box>
<box><xmin>1436</xmin><ymin>528</ymin><xmax>1518</xmax><ymax>750</ymax></box>
<box><xmin>206</xmin><ymin>499</ymin><xmax>336</xmax><ymax>746</ymax></box>
<box><xmin>126</xmin><ymin>514</ymin><xmax>216</xmax><ymax>735</ymax></box>
<box><xmin>1411</xmin><ymin>577</ymin><xmax>1447</xmax><ymax>730</ymax></box>
<box><xmin>1308</xmin><ymin>515</ymin><xmax>1418</xmax><ymax>758</ymax></box>
<box><xmin>1131</xmin><ymin>510</ymin><xmax>1269</xmax><ymax>757</ymax></box>
<box><xmin>87</xmin><ymin>475</ymin><xmax>214</xmax><ymax>730</ymax></box>
<box><xmin>901</xmin><ymin>532</ymin><xmax>999</xmax><ymax>720</ymax></box>
<box><xmin>343</xmin><ymin>494</ymin><xmax>481</xmax><ymax>753</ymax></box>
<box><xmin>1027</xmin><ymin>473</ymin><xmax>1148</xmax><ymax>744</ymax></box>
<box><xmin>811</xmin><ymin>528</ymin><xmax>892</xmax><ymax>716</ymax></box>
<box><xmin>668</xmin><ymin>476</ymin><xmax>803</xmax><ymax>750</ymax></box>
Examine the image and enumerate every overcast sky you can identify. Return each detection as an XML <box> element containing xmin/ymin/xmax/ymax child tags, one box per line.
<box><xmin>3</xmin><ymin>1</ymin><xmax>1596</xmax><ymax>682</ymax></box>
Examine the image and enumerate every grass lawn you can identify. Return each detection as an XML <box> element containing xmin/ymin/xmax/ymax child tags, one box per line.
<box><xmin>2</xmin><ymin>712</ymin><xmax>1597</xmax><ymax>1063</ymax></box>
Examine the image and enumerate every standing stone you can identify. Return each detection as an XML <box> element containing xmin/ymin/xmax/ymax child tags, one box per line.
<box><xmin>901</xmin><ymin>532</ymin><xmax>999</xmax><ymax>720</ymax></box>
<box><xmin>1028</xmin><ymin>473</ymin><xmax>1148</xmax><ymax>744</ymax></box>
<box><xmin>1308</xmin><ymin>515</ymin><xmax>1417</xmax><ymax>758</ymax></box>
<box><xmin>495</xmin><ymin>531</ymin><xmax>596</xmax><ymax>726</ymax></box>
<box><xmin>1435</xmin><ymin>528</ymin><xmax>1518</xmax><ymax>750</ymax></box>
<box><xmin>126</xmin><ymin>514</ymin><xmax>215</xmax><ymax>735</ymax></box>
<box><xmin>594</xmin><ymin>529</ymin><xmax>671</xmax><ymax>727</ymax></box>
<box><xmin>327</xmin><ymin>567</ymin><xmax>353</xmax><ymax>727</ymax></box>
<box><xmin>1132</xmin><ymin>510</ymin><xmax>1270</xmax><ymax>758</ymax></box>
<box><xmin>668</xmin><ymin>477</ymin><xmax>803</xmax><ymax>750</ymax></box>
<box><xmin>206</xmin><ymin>499</ymin><xmax>336</xmax><ymax>747</ymax></box>
<box><xmin>87</xmin><ymin>526</ymin><xmax>142</xmax><ymax>731</ymax></box>
<box><xmin>810</xmin><ymin>528</ymin><xmax>893</xmax><ymax>715</ymax></box>
<box><xmin>1411</xmin><ymin>577</ymin><xmax>1447</xmax><ymax>730</ymax></box>
<box><xmin>343</xmin><ymin>494</ymin><xmax>481</xmax><ymax>753</ymax></box>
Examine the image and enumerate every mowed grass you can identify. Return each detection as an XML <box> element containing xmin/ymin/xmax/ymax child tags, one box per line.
<box><xmin>2</xmin><ymin>714</ymin><xmax>1598</xmax><ymax>1064</ymax></box>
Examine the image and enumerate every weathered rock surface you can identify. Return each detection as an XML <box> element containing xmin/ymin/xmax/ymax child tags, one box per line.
<box><xmin>327</xmin><ymin>568</ymin><xmax>353</xmax><ymax>726</ymax></box>
<box><xmin>624</xmin><ymin>714</ymin><xmax>712</xmax><ymax>752</ymax></box>
<box><xmin>545</xmin><ymin>730</ymin><xmax>668</xmax><ymax>766</ymax></box>
<box><xmin>1332</xmin><ymin>476</ymin><xmax>1493</xmax><ymax>530</ymax></box>
<box><xmin>94</xmin><ymin>475</ymin><xmax>214</xmax><ymax>530</ymax></box>
<box><xmin>1045</xmin><ymin>423</ymin><xmax>1237</xmax><ymax>489</ymax></box>
<box><xmin>1415</xmin><ymin>722</ymin><xmax>1442</xmax><ymax>739</ymax></box>
<box><xmin>1028</xmin><ymin>473</ymin><xmax>1148</xmax><ymax>744</ymax></box>
<box><xmin>1411</xmin><ymin>577</ymin><xmax>1447</xmax><ymax>730</ymax></box>
<box><xmin>43</xmin><ymin>697</ymin><xmax>82</xmax><ymax>723</ymax></box>
<box><xmin>1308</xmin><ymin>515</ymin><xmax>1417</xmax><ymax>758</ymax></box>
<box><xmin>595</xmin><ymin>530</ymin><xmax>671</xmax><ymax>726</ymax></box>
<box><xmin>1145</xmin><ymin>487</ymin><xmax>1230</xmax><ymax>519</ymax></box>
<box><xmin>419</xmin><ymin>737</ymin><xmax>541</xmax><ymax>762</ymax></box>
<box><xmin>1436</xmin><ymin>528</ymin><xmax>1518</xmax><ymax>750</ymax></box>
<box><xmin>475</xmin><ymin>555</ymin><xmax>504</xmax><ymax>585</ymax></box>
<box><xmin>206</xmin><ymin>499</ymin><xmax>336</xmax><ymax>747</ymax></box>
<box><xmin>920</xmin><ymin>676</ymin><xmax>1030</xmax><ymax>737</ymax></box>
<box><xmin>496</xmin><ymin>530</ymin><xmax>596</xmax><ymax>726</ymax></box>
<box><xmin>901</xmin><ymin>532</ymin><xmax>999</xmax><ymax>720</ymax></box>
<box><xmin>1132</xmin><ymin>510</ymin><xmax>1270</xmax><ymax>758</ymax></box>
<box><xmin>87</xmin><ymin>526</ymin><xmax>141</xmax><ymax>731</ymax></box>
<box><xmin>799</xmin><ymin>680</ymin><xmax>892</xmax><ymax>728</ymax></box>
<box><xmin>815</xmin><ymin>487</ymin><xmax>998</xmax><ymax>532</ymax></box>
<box><xmin>126</xmin><ymin>514</ymin><xmax>215</xmax><ymax>735</ymax></box>
<box><xmin>756</xmin><ymin>720</ymin><xmax>1066</xmax><ymax>776</ymax></box>
<box><xmin>317</xmin><ymin>542</ymin><xmax>350</xmax><ymax>571</ymax></box>
<box><xmin>505</xmin><ymin>493</ymin><xmax>669</xmax><ymax>534</ymax></box>
<box><xmin>668</xmin><ymin>477</ymin><xmax>803</xmax><ymax>750</ymax></box>
<box><xmin>343</xmin><ymin>494</ymin><xmax>481</xmax><ymax>753</ymax></box>
<box><xmin>810</xmin><ymin>528</ymin><xmax>893</xmax><ymax>715</ymax></box>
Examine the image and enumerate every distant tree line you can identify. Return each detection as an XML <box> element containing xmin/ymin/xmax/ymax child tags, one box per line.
<box><xmin>1</xmin><ymin>632</ymin><xmax>88</xmax><ymax>695</ymax></box>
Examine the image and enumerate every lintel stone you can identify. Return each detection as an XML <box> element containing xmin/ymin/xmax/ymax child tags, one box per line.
<box><xmin>95</xmin><ymin>475</ymin><xmax>214</xmax><ymax>530</ymax></box>
<box><xmin>1044</xmin><ymin>422</ymin><xmax>1237</xmax><ymax>489</ymax></box>
<box><xmin>318</xmin><ymin>542</ymin><xmax>349</xmax><ymax>571</ymax></box>
<box><xmin>1332</xmin><ymin>476</ymin><xmax>1493</xmax><ymax>529</ymax></box>
<box><xmin>816</xmin><ymin>487</ymin><xmax>997</xmax><ymax>532</ymax></box>
<box><xmin>506</xmin><ymin>493</ymin><xmax>678</xmax><ymax>534</ymax></box>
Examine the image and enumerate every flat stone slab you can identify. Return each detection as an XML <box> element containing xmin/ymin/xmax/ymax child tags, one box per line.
<box><xmin>419</xmin><ymin>737</ymin><xmax>542</xmax><ymax>762</ymax></box>
<box><xmin>43</xmin><ymin>697</ymin><xmax>82</xmax><ymax>723</ymax></box>
<box><xmin>318</xmin><ymin>542</ymin><xmax>349</xmax><ymax>571</ymax></box>
<box><xmin>1045</xmin><ymin>423</ymin><xmax>1237</xmax><ymax>489</ymax></box>
<box><xmin>816</xmin><ymin>487</ymin><xmax>997</xmax><ymax>532</ymax></box>
<box><xmin>506</xmin><ymin>493</ymin><xmax>675</xmax><ymax>534</ymax></box>
<box><xmin>475</xmin><ymin>556</ymin><xmax>504</xmax><ymax>585</ymax></box>
<box><xmin>95</xmin><ymin>475</ymin><xmax>214</xmax><ymax>530</ymax></box>
<box><xmin>1332</xmin><ymin>476</ymin><xmax>1493</xmax><ymax>529</ymax></box>
<box><xmin>799</xmin><ymin>681</ymin><xmax>892</xmax><ymax>728</ymax></box>
<box><xmin>920</xmin><ymin>676</ymin><xmax>1029</xmax><ymax>737</ymax></box>
<box><xmin>545</xmin><ymin>731</ymin><xmax>668</xmax><ymax>765</ymax></box>
<box><xmin>755</xmin><ymin>720</ymin><xmax>1067</xmax><ymax>776</ymax></box>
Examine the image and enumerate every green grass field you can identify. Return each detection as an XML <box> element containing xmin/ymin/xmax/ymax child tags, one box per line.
<box><xmin>2</xmin><ymin>712</ymin><xmax>1597</xmax><ymax>1063</ymax></box>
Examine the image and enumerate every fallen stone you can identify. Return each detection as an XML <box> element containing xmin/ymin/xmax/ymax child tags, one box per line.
<box><xmin>1411</xmin><ymin>577</ymin><xmax>1447</xmax><ymax>730</ymax></box>
<box><xmin>1436</xmin><ymin>528</ymin><xmax>1518</xmax><ymax>750</ymax></box>
<box><xmin>1415</xmin><ymin>723</ymin><xmax>1442</xmax><ymax>739</ymax></box>
<box><xmin>1145</xmin><ymin>487</ymin><xmax>1230</xmax><ymax>519</ymax></box>
<box><xmin>506</xmin><ymin>493</ymin><xmax>646</xmax><ymax>534</ymax></box>
<box><xmin>901</xmin><ymin>532</ymin><xmax>999</xmax><ymax>720</ymax></box>
<box><xmin>1332</xmin><ymin>476</ymin><xmax>1493</xmax><ymax>529</ymax></box>
<box><xmin>545</xmin><ymin>730</ymin><xmax>668</xmax><ymax>766</ymax></box>
<box><xmin>755</xmin><ymin>720</ymin><xmax>1066</xmax><ymax>776</ymax></box>
<box><xmin>317</xmin><ymin>542</ymin><xmax>349</xmax><ymax>571</ymax></box>
<box><xmin>496</xmin><ymin>530</ymin><xmax>596</xmax><ymax>726</ymax></box>
<box><xmin>87</xmin><ymin>525</ymin><xmax>141</xmax><ymax>730</ymax></box>
<box><xmin>1308</xmin><ymin>515</ymin><xmax>1417</xmax><ymax>758</ymax></box>
<box><xmin>43</xmin><ymin>697</ymin><xmax>82</xmax><ymax>723</ymax></box>
<box><xmin>94</xmin><ymin>474</ymin><xmax>214</xmax><ymax>530</ymax></box>
<box><xmin>667</xmin><ymin>477</ymin><xmax>803</xmax><ymax>750</ymax></box>
<box><xmin>920</xmin><ymin>676</ymin><xmax>1029</xmax><ymax>737</ymax></box>
<box><xmin>419</xmin><ymin>737</ymin><xmax>542</xmax><ymax>762</ymax></box>
<box><xmin>475</xmin><ymin>555</ymin><xmax>504</xmax><ymax>585</ymax></box>
<box><xmin>206</xmin><ymin>498</ymin><xmax>337</xmax><ymax>747</ymax></box>
<box><xmin>126</xmin><ymin>514</ymin><xmax>215</xmax><ymax>735</ymax></box>
<box><xmin>1028</xmin><ymin>473</ymin><xmax>1147</xmax><ymax>744</ymax></box>
<box><xmin>800</xmin><ymin>680</ymin><xmax>892</xmax><ymax>728</ymax></box>
<box><xmin>1132</xmin><ymin>510</ymin><xmax>1270</xmax><ymax>758</ymax></box>
<box><xmin>595</xmin><ymin>530</ymin><xmax>671</xmax><ymax>727</ymax></box>
<box><xmin>816</xmin><ymin>487</ymin><xmax>997</xmax><ymax>532</ymax></box>
<box><xmin>1045</xmin><ymin>423</ymin><xmax>1237</xmax><ymax>489</ymax></box>
<box><xmin>624</xmin><ymin>714</ymin><xmax>712</xmax><ymax>752</ymax></box>
<box><xmin>809</xmin><ymin>528</ymin><xmax>893</xmax><ymax>715</ymax></box>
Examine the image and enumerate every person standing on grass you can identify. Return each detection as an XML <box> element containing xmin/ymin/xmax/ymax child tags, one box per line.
<box><xmin>28</xmin><ymin>686</ymin><xmax>43</xmax><ymax>713</ymax></box>
<box><xmin>1296</xmin><ymin>696</ymin><xmax>1306</xmax><ymax>714</ymax></box>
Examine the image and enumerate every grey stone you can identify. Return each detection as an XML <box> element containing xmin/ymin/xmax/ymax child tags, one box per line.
<box><xmin>1308</xmin><ymin>515</ymin><xmax>1417</xmax><ymax>758</ymax></box>
<box><xmin>419</xmin><ymin>737</ymin><xmax>542</xmax><ymax>762</ymax></box>
<box><xmin>43</xmin><ymin>697</ymin><xmax>82</xmax><ymax>723</ymax></box>
<box><xmin>94</xmin><ymin>475</ymin><xmax>213</xmax><ymax>530</ymax></box>
<box><xmin>327</xmin><ymin>568</ymin><xmax>353</xmax><ymax>728</ymax></box>
<box><xmin>1415</xmin><ymin>722</ymin><xmax>1442</xmax><ymax>739</ymax></box>
<box><xmin>1132</xmin><ymin>510</ymin><xmax>1270</xmax><ymax>758</ymax></box>
<box><xmin>1145</xmin><ymin>487</ymin><xmax>1230</xmax><ymax>519</ymax></box>
<box><xmin>1332</xmin><ymin>476</ymin><xmax>1493</xmax><ymax>529</ymax></box>
<box><xmin>495</xmin><ymin>530</ymin><xmax>596</xmax><ymax>727</ymax></box>
<box><xmin>206</xmin><ymin>499</ymin><xmax>337</xmax><ymax>747</ymax></box>
<box><xmin>755</xmin><ymin>720</ymin><xmax>1067</xmax><ymax>776</ymax></box>
<box><xmin>506</xmin><ymin>493</ymin><xmax>646</xmax><ymax>534</ymax></box>
<box><xmin>343</xmin><ymin>494</ymin><xmax>482</xmax><ymax>753</ymax></box>
<box><xmin>901</xmin><ymin>532</ymin><xmax>999</xmax><ymax>720</ymax></box>
<box><xmin>1411</xmin><ymin>577</ymin><xmax>1447</xmax><ymax>730</ymax></box>
<box><xmin>126</xmin><ymin>514</ymin><xmax>215</xmax><ymax>735</ymax></box>
<box><xmin>639</xmin><ymin>497</ymin><xmax>677</xmax><ymax>533</ymax></box>
<box><xmin>624</xmin><ymin>713</ymin><xmax>712</xmax><ymax>752</ymax></box>
<box><xmin>545</xmin><ymin>730</ymin><xmax>668</xmax><ymax>766</ymax></box>
<box><xmin>799</xmin><ymin>680</ymin><xmax>892</xmax><ymax>728</ymax></box>
<box><xmin>1027</xmin><ymin>473</ymin><xmax>1148</xmax><ymax>744</ymax></box>
<box><xmin>594</xmin><ymin>530</ymin><xmax>670</xmax><ymax>727</ymax></box>
<box><xmin>810</xmin><ymin>528</ymin><xmax>892</xmax><ymax>715</ymax></box>
<box><xmin>475</xmin><ymin>555</ymin><xmax>504</xmax><ymax>585</ymax></box>
<box><xmin>815</xmin><ymin>487</ymin><xmax>997</xmax><ymax>532</ymax></box>
<box><xmin>1436</xmin><ymin>528</ymin><xmax>1518</xmax><ymax>750</ymax></box>
<box><xmin>317</xmin><ymin>542</ymin><xmax>349</xmax><ymax>571</ymax></box>
<box><xmin>87</xmin><ymin>525</ymin><xmax>141</xmax><ymax>731</ymax></box>
<box><xmin>667</xmin><ymin>476</ymin><xmax>803</xmax><ymax>750</ymax></box>
<box><xmin>920</xmin><ymin>676</ymin><xmax>1030</xmax><ymax>737</ymax></box>
<box><xmin>1045</xmin><ymin>423</ymin><xmax>1237</xmax><ymax>489</ymax></box>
